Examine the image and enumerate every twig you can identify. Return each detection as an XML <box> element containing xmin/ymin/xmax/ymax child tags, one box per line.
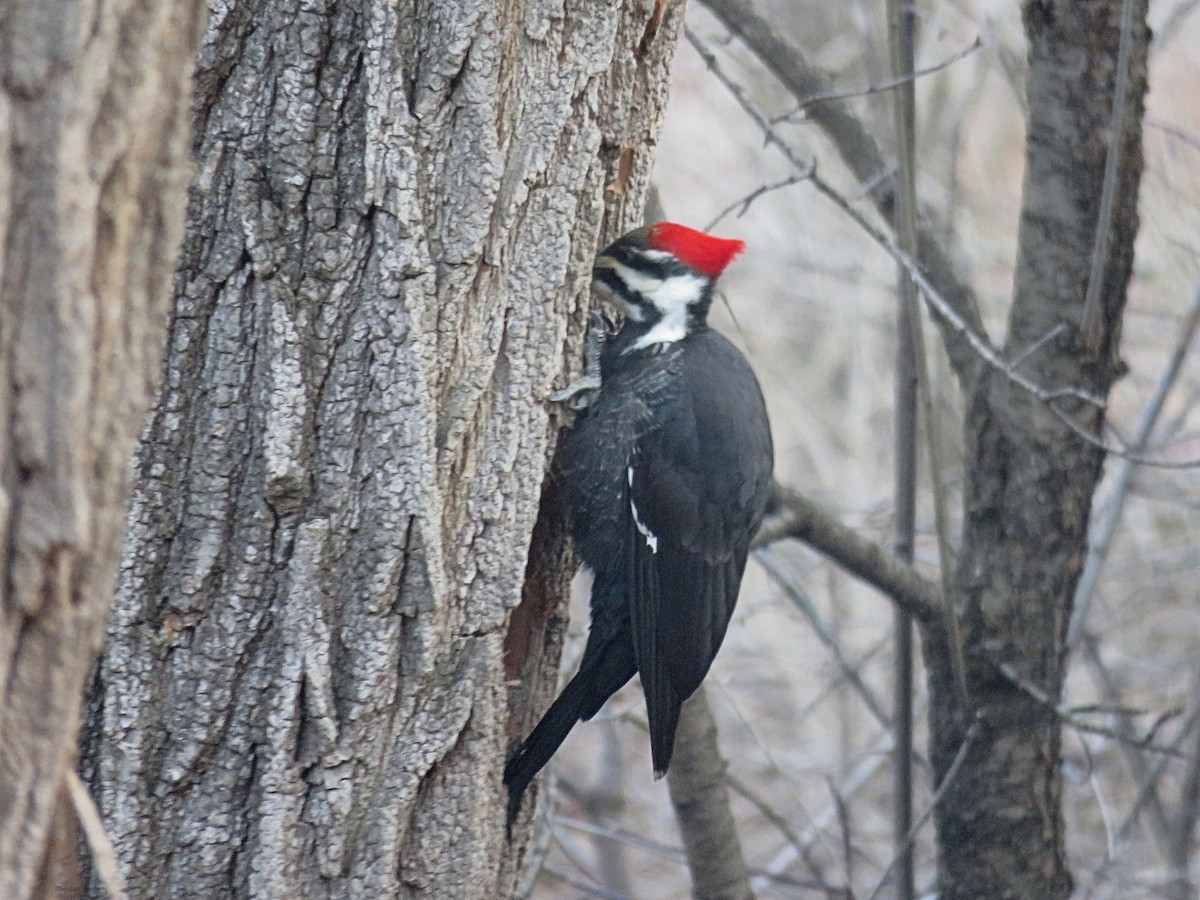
<box><xmin>813</xmin><ymin>163</ymin><xmax>1200</xmax><ymax>467</ymax></box>
<box><xmin>537</xmin><ymin>868</ymin><xmax>624</xmax><ymax>900</ymax></box>
<box><xmin>695</xmin><ymin>0</ymin><xmax>988</xmax><ymax>382</ymax></box>
<box><xmin>515</xmin><ymin>770</ymin><xmax>562</xmax><ymax>898</ymax></box>
<box><xmin>1148</xmin><ymin>116</ymin><xmax>1200</xmax><ymax>154</ymax></box>
<box><xmin>771</xmin><ymin>37</ymin><xmax>982</xmax><ymax>123</ymax></box>
<box><xmin>1150</xmin><ymin>0</ymin><xmax>1200</xmax><ymax>54</ymax></box>
<box><xmin>804</xmin><ymin>168</ymin><xmax>1107</xmax><ymax>409</ymax></box>
<box><xmin>1080</xmin><ymin>0</ymin><xmax>1137</xmax><ymax>351</ymax></box>
<box><xmin>683</xmin><ymin>26</ymin><xmax>814</xmax><ymax>181</ymax></box>
<box><xmin>1008</xmin><ymin>324</ymin><xmax>1067</xmax><ymax>371</ymax></box>
<box><xmin>551</xmin><ymin>820</ymin><xmax>626</xmax><ymax>896</ymax></box>
<box><xmin>1047</xmin><ymin>402</ymin><xmax>1200</xmax><ymax>469</ymax></box>
<box><xmin>67</xmin><ymin>770</ymin><xmax>128</xmax><ymax>900</ymax></box>
<box><xmin>1079</xmin><ymin>700</ymin><xmax>1200</xmax><ymax>895</ymax></box>
<box><xmin>703</xmin><ymin>173</ymin><xmax>813</xmax><ymax>233</ymax></box>
<box><xmin>725</xmin><ymin>774</ymin><xmax>837</xmax><ymax>889</ymax></box>
<box><xmin>752</xmin><ymin>693</ymin><xmax>931</xmax><ymax>891</ymax></box>
<box><xmin>829</xmin><ymin>779</ymin><xmax>855</xmax><ymax>891</ymax></box>
<box><xmin>999</xmin><ymin>661</ymin><xmax>1186</xmax><ymax>757</ymax></box>
<box><xmin>556</xmin><ymin>817</ymin><xmax>831</xmax><ymax>892</ymax></box>
<box><xmin>756</xmin><ymin>549</ymin><xmax>891</xmax><ymax>727</ymax></box>
<box><xmin>539</xmin><ymin>868</ymin><xmax>628</xmax><ymax>900</ymax></box>
<box><xmin>1069</xmin><ymin>281</ymin><xmax>1200</xmax><ymax>643</ymax></box>
<box><xmin>1169</xmin><ymin>680</ymin><xmax>1200</xmax><ymax>885</ymax></box>
<box><xmin>866</xmin><ymin>716</ymin><xmax>982</xmax><ymax>900</ymax></box>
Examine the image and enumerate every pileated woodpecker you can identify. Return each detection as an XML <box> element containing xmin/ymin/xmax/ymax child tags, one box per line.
<box><xmin>505</xmin><ymin>222</ymin><xmax>774</xmax><ymax>826</ymax></box>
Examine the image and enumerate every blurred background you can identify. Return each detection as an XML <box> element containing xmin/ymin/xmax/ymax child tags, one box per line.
<box><xmin>528</xmin><ymin>1</ymin><xmax>1200</xmax><ymax>896</ymax></box>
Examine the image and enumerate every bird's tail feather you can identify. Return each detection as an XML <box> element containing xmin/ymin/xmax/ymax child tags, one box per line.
<box><xmin>504</xmin><ymin>639</ymin><xmax>635</xmax><ymax>830</ymax></box>
<box><xmin>645</xmin><ymin>654</ymin><xmax>683</xmax><ymax>778</ymax></box>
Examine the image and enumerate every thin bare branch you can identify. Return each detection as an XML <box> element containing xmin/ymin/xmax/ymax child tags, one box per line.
<box><xmin>556</xmin><ymin>817</ymin><xmax>831</xmax><ymax>892</ymax></box>
<box><xmin>772</xmin><ymin>37</ymin><xmax>982</xmax><ymax>123</ymax></box>
<box><xmin>1150</xmin><ymin>0</ymin><xmax>1200</xmax><ymax>54</ymax></box>
<box><xmin>515</xmin><ymin>771</ymin><xmax>562</xmax><ymax>899</ymax></box>
<box><xmin>703</xmin><ymin>173</ymin><xmax>814</xmax><ymax>233</ymax></box>
<box><xmin>67</xmin><ymin>770</ymin><xmax>127</xmax><ymax>900</ymax></box>
<box><xmin>886</xmin><ymin>5</ymin><xmax>922</xmax><ymax>894</ymax></box>
<box><xmin>1000</xmin><ymin>661</ymin><xmax>1186</xmax><ymax>757</ymax></box>
<box><xmin>804</xmin><ymin>168</ymin><xmax>1108</xmax><ymax>409</ymax></box>
<box><xmin>1070</xmin><ymin>282</ymin><xmax>1200</xmax><ymax>643</ymax></box>
<box><xmin>724</xmin><ymin>774</ymin><xmax>840</xmax><ymax>892</ymax></box>
<box><xmin>540</xmin><ymin>868</ymin><xmax>628</xmax><ymax>900</ymax></box>
<box><xmin>752</xmin><ymin>691</ymin><xmax>932</xmax><ymax>891</ymax></box>
<box><xmin>1169</xmin><ymin>677</ymin><xmax>1200</xmax><ymax>892</ymax></box>
<box><xmin>867</xmin><ymin>717</ymin><xmax>982</xmax><ymax>900</ymax></box>
<box><xmin>1080</xmin><ymin>0</ymin><xmax>1139</xmax><ymax>351</ymax></box>
<box><xmin>808</xmin><ymin>168</ymin><xmax>1200</xmax><ymax>470</ymax></box>
<box><xmin>695</xmin><ymin>0</ymin><xmax>987</xmax><ymax>382</ymax></box>
<box><xmin>755</xmin><ymin>550</ymin><xmax>891</xmax><ymax>728</ymax></box>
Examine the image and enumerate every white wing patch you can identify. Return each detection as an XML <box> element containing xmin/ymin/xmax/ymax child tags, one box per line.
<box><xmin>627</xmin><ymin>465</ymin><xmax>658</xmax><ymax>553</ymax></box>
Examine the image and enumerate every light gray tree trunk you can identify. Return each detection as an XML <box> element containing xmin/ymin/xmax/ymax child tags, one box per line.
<box><xmin>80</xmin><ymin>1</ymin><xmax>684</xmax><ymax>897</ymax></box>
<box><xmin>0</xmin><ymin>2</ymin><xmax>206</xmax><ymax>898</ymax></box>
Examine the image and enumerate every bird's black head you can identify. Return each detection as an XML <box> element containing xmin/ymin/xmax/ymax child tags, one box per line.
<box><xmin>592</xmin><ymin>222</ymin><xmax>744</xmax><ymax>350</ymax></box>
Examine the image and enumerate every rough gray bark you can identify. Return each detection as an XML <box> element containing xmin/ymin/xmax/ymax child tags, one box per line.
<box><xmin>0</xmin><ymin>2</ymin><xmax>205</xmax><ymax>898</ymax></box>
<box><xmin>80</xmin><ymin>1</ymin><xmax>685</xmax><ymax>897</ymax></box>
<box><xmin>923</xmin><ymin>2</ymin><xmax>1150</xmax><ymax>897</ymax></box>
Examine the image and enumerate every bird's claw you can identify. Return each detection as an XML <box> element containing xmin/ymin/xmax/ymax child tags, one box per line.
<box><xmin>550</xmin><ymin>310</ymin><xmax>611</xmax><ymax>409</ymax></box>
<box><xmin>550</xmin><ymin>374</ymin><xmax>602</xmax><ymax>405</ymax></box>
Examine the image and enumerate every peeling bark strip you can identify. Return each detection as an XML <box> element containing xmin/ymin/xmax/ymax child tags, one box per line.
<box><xmin>81</xmin><ymin>1</ymin><xmax>685</xmax><ymax>897</ymax></box>
<box><xmin>0</xmin><ymin>1</ymin><xmax>206</xmax><ymax>898</ymax></box>
<box><xmin>925</xmin><ymin>2</ymin><xmax>1149</xmax><ymax>898</ymax></box>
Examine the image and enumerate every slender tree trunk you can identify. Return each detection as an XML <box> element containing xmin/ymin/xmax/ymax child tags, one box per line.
<box><xmin>924</xmin><ymin>2</ymin><xmax>1149</xmax><ymax>897</ymax></box>
<box><xmin>0</xmin><ymin>2</ymin><xmax>205</xmax><ymax>898</ymax></box>
<box><xmin>667</xmin><ymin>689</ymin><xmax>754</xmax><ymax>900</ymax></box>
<box><xmin>80</xmin><ymin>1</ymin><xmax>685</xmax><ymax>897</ymax></box>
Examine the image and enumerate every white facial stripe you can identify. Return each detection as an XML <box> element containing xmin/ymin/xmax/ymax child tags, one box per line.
<box><xmin>627</xmin><ymin>465</ymin><xmax>658</xmax><ymax>553</ymax></box>
<box><xmin>612</xmin><ymin>260</ymin><xmax>666</xmax><ymax>298</ymax></box>
<box><xmin>630</xmin><ymin>273</ymin><xmax>706</xmax><ymax>349</ymax></box>
<box><xmin>609</xmin><ymin>262</ymin><xmax>707</xmax><ymax>351</ymax></box>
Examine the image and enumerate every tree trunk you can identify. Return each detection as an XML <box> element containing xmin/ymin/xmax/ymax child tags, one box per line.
<box><xmin>924</xmin><ymin>2</ymin><xmax>1149</xmax><ymax>897</ymax></box>
<box><xmin>0</xmin><ymin>2</ymin><xmax>205</xmax><ymax>897</ymax></box>
<box><xmin>80</xmin><ymin>1</ymin><xmax>685</xmax><ymax>897</ymax></box>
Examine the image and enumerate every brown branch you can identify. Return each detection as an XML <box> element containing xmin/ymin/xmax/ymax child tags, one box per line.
<box><xmin>754</xmin><ymin>484</ymin><xmax>941</xmax><ymax>626</ymax></box>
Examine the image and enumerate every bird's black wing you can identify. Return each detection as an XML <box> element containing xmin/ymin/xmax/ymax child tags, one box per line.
<box><xmin>625</xmin><ymin>331</ymin><xmax>773</xmax><ymax>776</ymax></box>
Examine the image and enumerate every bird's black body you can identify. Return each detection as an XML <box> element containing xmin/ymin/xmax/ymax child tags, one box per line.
<box><xmin>504</xmin><ymin>224</ymin><xmax>773</xmax><ymax>828</ymax></box>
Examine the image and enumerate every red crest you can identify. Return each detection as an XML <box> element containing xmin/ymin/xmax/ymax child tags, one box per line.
<box><xmin>647</xmin><ymin>222</ymin><xmax>745</xmax><ymax>277</ymax></box>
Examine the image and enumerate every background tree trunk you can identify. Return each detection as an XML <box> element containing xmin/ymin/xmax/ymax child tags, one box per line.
<box><xmin>80</xmin><ymin>1</ymin><xmax>685</xmax><ymax>897</ymax></box>
<box><xmin>0</xmin><ymin>2</ymin><xmax>205</xmax><ymax>897</ymax></box>
<box><xmin>924</xmin><ymin>2</ymin><xmax>1149</xmax><ymax>897</ymax></box>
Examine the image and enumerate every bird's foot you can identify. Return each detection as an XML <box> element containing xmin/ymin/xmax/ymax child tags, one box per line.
<box><xmin>550</xmin><ymin>310</ymin><xmax>610</xmax><ymax>408</ymax></box>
